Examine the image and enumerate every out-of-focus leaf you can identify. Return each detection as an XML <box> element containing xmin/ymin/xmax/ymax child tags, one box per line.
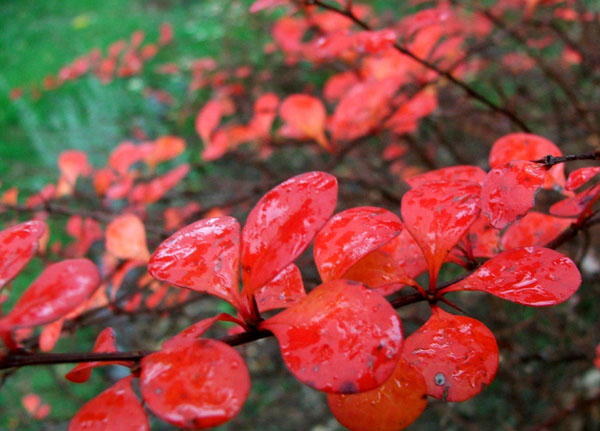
<box><xmin>565</xmin><ymin>166</ymin><xmax>600</xmax><ymax>191</ymax></box>
<box><xmin>106</xmin><ymin>214</ymin><xmax>150</xmax><ymax>261</ymax></box>
<box><xmin>0</xmin><ymin>220</ymin><xmax>46</xmax><ymax>289</ymax></box>
<box><xmin>279</xmin><ymin>94</ymin><xmax>331</xmax><ymax>151</ymax></box>
<box><xmin>260</xmin><ymin>279</ymin><xmax>403</xmax><ymax>393</ymax></box>
<box><xmin>196</xmin><ymin>100</ymin><xmax>222</xmax><ymax>143</ymax></box>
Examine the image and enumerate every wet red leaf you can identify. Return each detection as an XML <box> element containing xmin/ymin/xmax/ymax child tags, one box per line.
<box><xmin>106</xmin><ymin>214</ymin><xmax>150</xmax><ymax>261</ymax></box>
<box><xmin>501</xmin><ymin>212</ymin><xmax>574</xmax><ymax>250</ymax></box>
<box><xmin>481</xmin><ymin>160</ymin><xmax>545</xmax><ymax>229</ymax></box>
<box><xmin>196</xmin><ymin>100</ymin><xmax>222</xmax><ymax>143</ymax></box>
<box><xmin>241</xmin><ymin>171</ymin><xmax>337</xmax><ymax>296</ymax></box>
<box><xmin>162</xmin><ymin>313</ymin><xmax>245</xmax><ymax>351</ymax></box>
<box><xmin>565</xmin><ymin>166</ymin><xmax>600</xmax><ymax>191</ymax></box>
<box><xmin>69</xmin><ymin>376</ymin><xmax>149</xmax><ymax>431</ymax></box>
<box><xmin>327</xmin><ymin>355</ymin><xmax>427</xmax><ymax>431</ymax></box>
<box><xmin>149</xmin><ymin>217</ymin><xmax>241</xmax><ymax>307</ymax></box>
<box><xmin>66</xmin><ymin>327</ymin><xmax>134</xmax><ymax>383</ymax></box>
<box><xmin>403</xmin><ymin>307</ymin><xmax>498</xmax><ymax>402</ymax></box>
<box><xmin>260</xmin><ymin>279</ymin><xmax>403</xmax><ymax>393</ymax></box>
<box><xmin>0</xmin><ymin>259</ymin><xmax>100</xmax><ymax>331</ymax></box>
<box><xmin>0</xmin><ymin>220</ymin><xmax>46</xmax><ymax>289</ymax></box>
<box><xmin>380</xmin><ymin>229</ymin><xmax>428</xmax><ymax>280</ymax></box>
<box><xmin>279</xmin><ymin>94</ymin><xmax>330</xmax><ymax>151</ymax></box>
<box><xmin>255</xmin><ymin>264</ymin><xmax>305</xmax><ymax>312</ymax></box>
<box><xmin>442</xmin><ymin>247</ymin><xmax>581</xmax><ymax>306</ymax></box>
<box><xmin>314</xmin><ymin>207</ymin><xmax>403</xmax><ymax>283</ymax></box>
<box><xmin>405</xmin><ymin>165</ymin><xmax>486</xmax><ymax>189</ymax></box>
<box><xmin>550</xmin><ymin>184</ymin><xmax>600</xmax><ymax>217</ymax></box>
<box><xmin>401</xmin><ymin>181</ymin><xmax>481</xmax><ymax>286</ymax></box>
<box><xmin>140</xmin><ymin>339</ymin><xmax>250</xmax><ymax>429</ymax></box>
<box><xmin>489</xmin><ymin>133</ymin><xmax>565</xmax><ymax>189</ymax></box>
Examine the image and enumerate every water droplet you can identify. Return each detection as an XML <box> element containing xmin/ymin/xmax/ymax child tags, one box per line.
<box><xmin>434</xmin><ymin>373</ymin><xmax>446</xmax><ymax>386</ymax></box>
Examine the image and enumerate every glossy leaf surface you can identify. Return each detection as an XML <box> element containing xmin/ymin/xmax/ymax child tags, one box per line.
<box><xmin>162</xmin><ymin>313</ymin><xmax>244</xmax><ymax>350</ymax></box>
<box><xmin>380</xmin><ymin>229</ymin><xmax>428</xmax><ymax>279</ymax></box>
<box><xmin>501</xmin><ymin>212</ymin><xmax>574</xmax><ymax>250</ymax></box>
<box><xmin>489</xmin><ymin>133</ymin><xmax>565</xmax><ymax>189</ymax></box>
<box><xmin>327</xmin><ymin>356</ymin><xmax>427</xmax><ymax>431</ymax></box>
<box><xmin>481</xmin><ymin>160</ymin><xmax>545</xmax><ymax>229</ymax></box>
<box><xmin>69</xmin><ymin>376</ymin><xmax>149</xmax><ymax>431</ymax></box>
<box><xmin>314</xmin><ymin>207</ymin><xmax>403</xmax><ymax>283</ymax></box>
<box><xmin>66</xmin><ymin>327</ymin><xmax>133</xmax><ymax>383</ymax></box>
<box><xmin>565</xmin><ymin>166</ymin><xmax>600</xmax><ymax>191</ymax></box>
<box><xmin>443</xmin><ymin>247</ymin><xmax>581</xmax><ymax>306</ymax></box>
<box><xmin>1</xmin><ymin>259</ymin><xmax>100</xmax><ymax>330</ymax></box>
<box><xmin>405</xmin><ymin>165</ymin><xmax>486</xmax><ymax>188</ymax></box>
<box><xmin>550</xmin><ymin>184</ymin><xmax>600</xmax><ymax>217</ymax></box>
<box><xmin>255</xmin><ymin>264</ymin><xmax>305</xmax><ymax>312</ymax></box>
<box><xmin>403</xmin><ymin>308</ymin><xmax>498</xmax><ymax>402</ymax></box>
<box><xmin>260</xmin><ymin>279</ymin><xmax>403</xmax><ymax>393</ymax></box>
<box><xmin>241</xmin><ymin>171</ymin><xmax>337</xmax><ymax>295</ymax></box>
<box><xmin>106</xmin><ymin>214</ymin><xmax>150</xmax><ymax>261</ymax></box>
<box><xmin>401</xmin><ymin>181</ymin><xmax>481</xmax><ymax>285</ymax></box>
<box><xmin>0</xmin><ymin>220</ymin><xmax>46</xmax><ymax>289</ymax></box>
<box><xmin>140</xmin><ymin>339</ymin><xmax>250</xmax><ymax>429</ymax></box>
<box><xmin>149</xmin><ymin>217</ymin><xmax>241</xmax><ymax>306</ymax></box>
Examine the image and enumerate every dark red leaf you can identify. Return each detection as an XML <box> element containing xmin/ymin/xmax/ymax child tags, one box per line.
<box><xmin>442</xmin><ymin>247</ymin><xmax>581</xmax><ymax>306</ymax></box>
<box><xmin>0</xmin><ymin>220</ymin><xmax>46</xmax><ymax>289</ymax></box>
<box><xmin>0</xmin><ymin>259</ymin><xmax>100</xmax><ymax>331</ymax></box>
<box><xmin>403</xmin><ymin>307</ymin><xmax>498</xmax><ymax>402</ymax></box>
<box><xmin>401</xmin><ymin>181</ymin><xmax>481</xmax><ymax>286</ymax></box>
<box><xmin>241</xmin><ymin>172</ymin><xmax>337</xmax><ymax>296</ymax></box>
<box><xmin>314</xmin><ymin>207</ymin><xmax>403</xmax><ymax>283</ymax></box>
<box><xmin>481</xmin><ymin>160</ymin><xmax>545</xmax><ymax>229</ymax></box>
<box><xmin>69</xmin><ymin>376</ymin><xmax>149</xmax><ymax>431</ymax></box>
<box><xmin>565</xmin><ymin>167</ymin><xmax>600</xmax><ymax>191</ymax></box>
<box><xmin>149</xmin><ymin>217</ymin><xmax>241</xmax><ymax>307</ymax></box>
<box><xmin>66</xmin><ymin>327</ymin><xmax>133</xmax><ymax>383</ymax></box>
<box><xmin>501</xmin><ymin>212</ymin><xmax>574</xmax><ymax>250</ymax></box>
<box><xmin>140</xmin><ymin>339</ymin><xmax>250</xmax><ymax>429</ymax></box>
<box><xmin>327</xmin><ymin>355</ymin><xmax>427</xmax><ymax>431</ymax></box>
<box><xmin>255</xmin><ymin>264</ymin><xmax>305</xmax><ymax>312</ymax></box>
<box><xmin>260</xmin><ymin>279</ymin><xmax>403</xmax><ymax>393</ymax></box>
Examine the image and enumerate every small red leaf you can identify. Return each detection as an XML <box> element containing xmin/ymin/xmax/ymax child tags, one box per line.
<box><xmin>550</xmin><ymin>184</ymin><xmax>600</xmax><ymax>217</ymax></box>
<box><xmin>501</xmin><ymin>212</ymin><xmax>574</xmax><ymax>250</ymax></box>
<box><xmin>481</xmin><ymin>160</ymin><xmax>545</xmax><ymax>229</ymax></box>
<box><xmin>380</xmin><ymin>229</ymin><xmax>428</xmax><ymax>280</ymax></box>
<box><xmin>140</xmin><ymin>339</ymin><xmax>250</xmax><ymax>429</ymax></box>
<box><xmin>565</xmin><ymin>167</ymin><xmax>600</xmax><ymax>191</ymax></box>
<box><xmin>489</xmin><ymin>133</ymin><xmax>565</xmax><ymax>189</ymax></box>
<box><xmin>405</xmin><ymin>165</ymin><xmax>486</xmax><ymax>188</ymax></box>
<box><xmin>255</xmin><ymin>264</ymin><xmax>305</xmax><ymax>312</ymax></box>
<box><xmin>250</xmin><ymin>0</ymin><xmax>287</xmax><ymax>13</ymax></box>
<box><xmin>66</xmin><ymin>327</ymin><xmax>133</xmax><ymax>383</ymax></box>
<box><xmin>39</xmin><ymin>318</ymin><xmax>64</xmax><ymax>352</ymax></box>
<box><xmin>106</xmin><ymin>214</ymin><xmax>150</xmax><ymax>261</ymax></box>
<box><xmin>401</xmin><ymin>181</ymin><xmax>481</xmax><ymax>286</ymax></box>
<box><xmin>149</xmin><ymin>217</ymin><xmax>241</xmax><ymax>307</ymax></box>
<box><xmin>442</xmin><ymin>247</ymin><xmax>581</xmax><ymax>306</ymax></box>
<box><xmin>241</xmin><ymin>172</ymin><xmax>337</xmax><ymax>296</ymax></box>
<box><xmin>0</xmin><ymin>259</ymin><xmax>100</xmax><ymax>331</ymax></box>
<box><xmin>201</xmin><ymin>129</ymin><xmax>228</xmax><ymax>161</ymax></box>
<box><xmin>260</xmin><ymin>279</ymin><xmax>403</xmax><ymax>394</ymax></box>
<box><xmin>162</xmin><ymin>313</ymin><xmax>245</xmax><ymax>350</ymax></box>
<box><xmin>69</xmin><ymin>376</ymin><xmax>149</xmax><ymax>431</ymax></box>
<box><xmin>327</xmin><ymin>355</ymin><xmax>427</xmax><ymax>431</ymax></box>
<box><xmin>280</xmin><ymin>94</ymin><xmax>331</xmax><ymax>151</ymax></box>
<box><xmin>314</xmin><ymin>207</ymin><xmax>403</xmax><ymax>283</ymax></box>
<box><xmin>195</xmin><ymin>100</ymin><xmax>222</xmax><ymax>143</ymax></box>
<box><xmin>403</xmin><ymin>307</ymin><xmax>498</xmax><ymax>402</ymax></box>
<box><xmin>0</xmin><ymin>220</ymin><xmax>46</xmax><ymax>289</ymax></box>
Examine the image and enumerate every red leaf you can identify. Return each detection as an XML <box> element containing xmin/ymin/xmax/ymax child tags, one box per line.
<box><xmin>279</xmin><ymin>94</ymin><xmax>331</xmax><ymax>151</ymax></box>
<box><xmin>149</xmin><ymin>217</ymin><xmax>241</xmax><ymax>307</ymax></box>
<box><xmin>109</xmin><ymin>142</ymin><xmax>144</xmax><ymax>175</ymax></box>
<box><xmin>0</xmin><ymin>220</ymin><xmax>46</xmax><ymax>289</ymax></box>
<box><xmin>196</xmin><ymin>100</ymin><xmax>222</xmax><ymax>143</ymax></box>
<box><xmin>565</xmin><ymin>167</ymin><xmax>600</xmax><ymax>190</ymax></box>
<box><xmin>255</xmin><ymin>264</ymin><xmax>305</xmax><ymax>312</ymax></box>
<box><xmin>460</xmin><ymin>213</ymin><xmax>501</xmax><ymax>259</ymax></box>
<box><xmin>58</xmin><ymin>150</ymin><xmax>92</xmax><ymax>185</ymax></box>
<box><xmin>550</xmin><ymin>184</ymin><xmax>600</xmax><ymax>217</ymax></box>
<box><xmin>405</xmin><ymin>165</ymin><xmax>486</xmax><ymax>188</ymax></box>
<box><xmin>314</xmin><ymin>207</ymin><xmax>403</xmax><ymax>283</ymax></box>
<box><xmin>489</xmin><ymin>133</ymin><xmax>565</xmax><ymax>189</ymax></box>
<box><xmin>69</xmin><ymin>376</ymin><xmax>149</xmax><ymax>431</ymax></box>
<box><xmin>130</xmin><ymin>163</ymin><xmax>189</xmax><ymax>204</ymax></box>
<box><xmin>66</xmin><ymin>327</ymin><xmax>133</xmax><ymax>383</ymax></box>
<box><xmin>442</xmin><ymin>247</ymin><xmax>581</xmax><ymax>306</ymax></box>
<box><xmin>106</xmin><ymin>214</ymin><xmax>150</xmax><ymax>261</ymax></box>
<box><xmin>260</xmin><ymin>279</ymin><xmax>403</xmax><ymax>393</ymax></box>
<box><xmin>0</xmin><ymin>259</ymin><xmax>100</xmax><ymax>331</ymax></box>
<box><xmin>481</xmin><ymin>160</ymin><xmax>545</xmax><ymax>229</ymax></box>
<box><xmin>162</xmin><ymin>313</ymin><xmax>245</xmax><ymax>350</ymax></box>
<box><xmin>39</xmin><ymin>318</ymin><xmax>64</xmax><ymax>352</ymax></box>
<box><xmin>327</xmin><ymin>355</ymin><xmax>427</xmax><ymax>431</ymax></box>
<box><xmin>401</xmin><ymin>181</ymin><xmax>481</xmax><ymax>286</ymax></box>
<box><xmin>140</xmin><ymin>339</ymin><xmax>250</xmax><ymax>429</ymax></box>
<box><xmin>201</xmin><ymin>129</ymin><xmax>229</xmax><ymax>161</ymax></box>
<box><xmin>143</xmin><ymin>135</ymin><xmax>186</xmax><ymax>169</ymax></box>
<box><xmin>403</xmin><ymin>307</ymin><xmax>498</xmax><ymax>402</ymax></box>
<box><xmin>241</xmin><ymin>172</ymin><xmax>337</xmax><ymax>296</ymax></box>
<box><xmin>380</xmin><ymin>229</ymin><xmax>428</xmax><ymax>280</ymax></box>
<box><xmin>501</xmin><ymin>212</ymin><xmax>574</xmax><ymax>250</ymax></box>
<box><xmin>250</xmin><ymin>0</ymin><xmax>287</xmax><ymax>13</ymax></box>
